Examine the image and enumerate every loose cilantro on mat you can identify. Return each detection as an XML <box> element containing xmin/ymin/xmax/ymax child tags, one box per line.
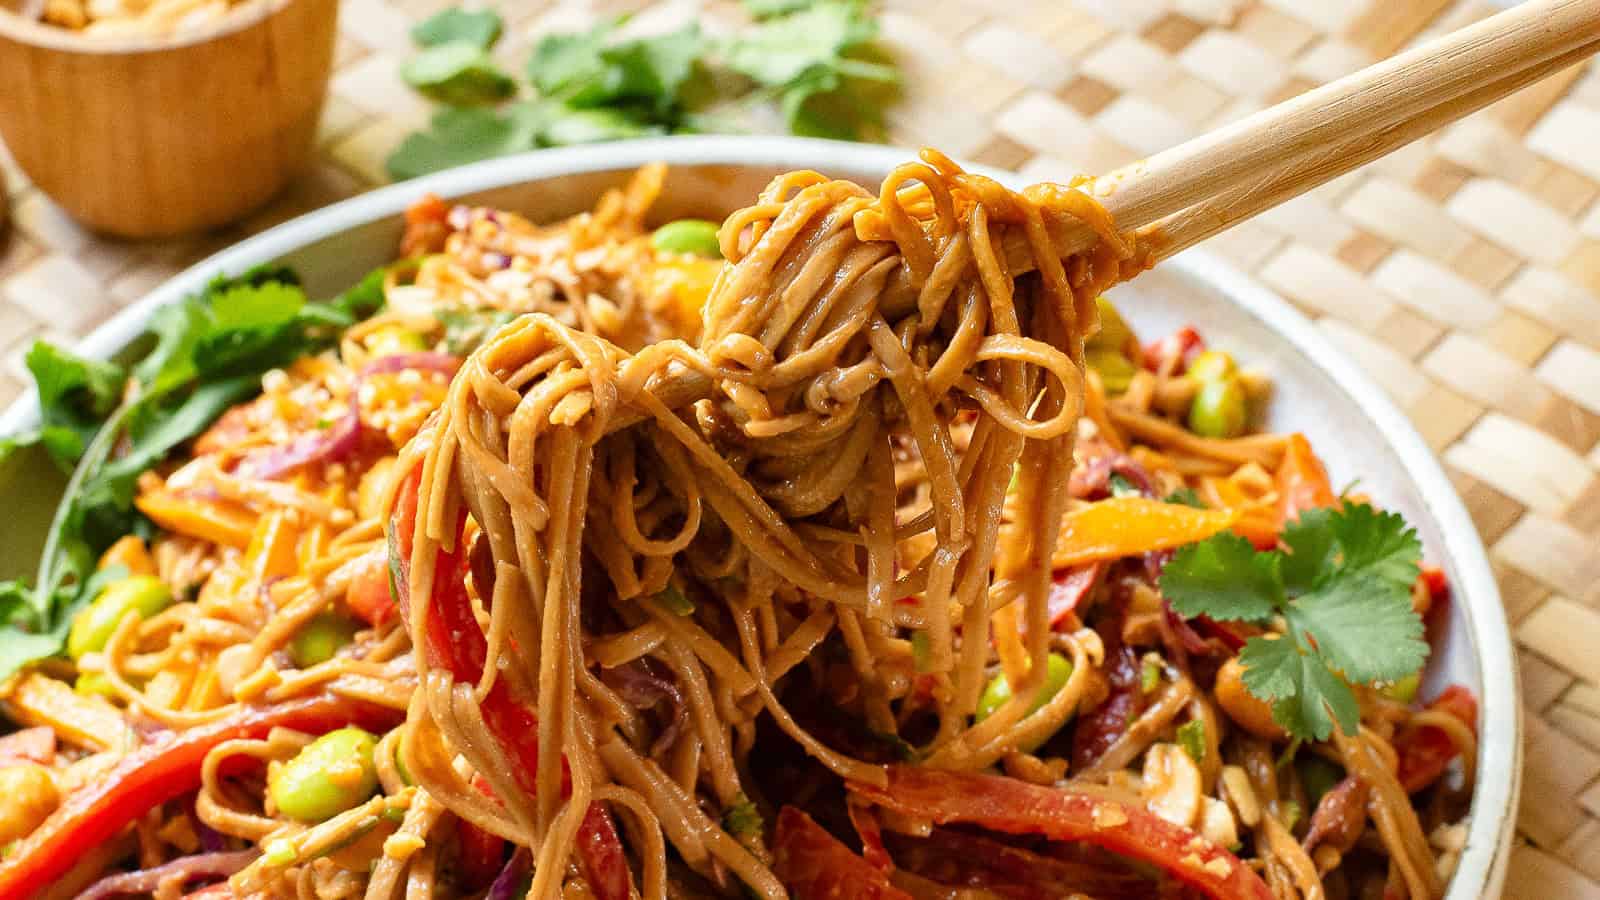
<box><xmin>1160</xmin><ymin>502</ymin><xmax>1429</xmax><ymax>741</ymax></box>
<box><xmin>0</xmin><ymin>265</ymin><xmax>388</xmax><ymax>682</ymax></box>
<box><xmin>411</xmin><ymin>7</ymin><xmax>503</xmax><ymax>50</ymax></box>
<box><xmin>387</xmin><ymin>1</ymin><xmax>899</xmax><ymax>180</ymax></box>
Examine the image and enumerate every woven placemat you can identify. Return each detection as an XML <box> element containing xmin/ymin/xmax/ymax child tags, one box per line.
<box><xmin>2</xmin><ymin>1</ymin><xmax>1598</xmax><ymax>895</ymax></box>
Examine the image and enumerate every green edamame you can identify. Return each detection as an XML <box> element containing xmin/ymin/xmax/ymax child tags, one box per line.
<box><xmin>365</xmin><ymin>325</ymin><xmax>429</xmax><ymax>358</ymax></box>
<box><xmin>1188</xmin><ymin>377</ymin><xmax>1248</xmax><ymax>438</ymax></box>
<box><xmin>1087</xmin><ymin>347</ymin><xmax>1137</xmax><ymax>394</ymax></box>
<box><xmin>976</xmin><ymin>652</ymin><xmax>1074</xmax><ymax>722</ymax></box>
<box><xmin>1089</xmin><ymin>296</ymin><xmax>1134</xmax><ymax>354</ymax></box>
<box><xmin>1297</xmin><ymin>755</ymin><xmax>1345</xmax><ymax>808</ymax></box>
<box><xmin>67</xmin><ymin>575</ymin><xmax>173</xmax><ymax>660</ymax></box>
<box><xmin>289</xmin><ymin>613</ymin><xmax>362</xmax><ymax>668</ymax></box>
<box><xmin>270</xmin><ymin>727</ymin><xmax>380</xmax><ymax>822</ymax></box>
<box><xmin>1381</xmin><ymin>670</ymin><xmax>1421</xmax><ymax>704</ymax></box>
<box><xmin>1186</xmin><ymin>349</ymin><xmax>1237</xmax><ymax>384</ymax></box>
<box><xmin>650</xmin><ymin>220</ymin><xmax>722</xmax><ymax>258</ymax></box>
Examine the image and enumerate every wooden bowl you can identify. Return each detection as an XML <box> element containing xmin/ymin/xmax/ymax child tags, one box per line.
<box><xmin>0</xmin><ymin>0</ymin><xmax>337</xmax><ymax>238</ymax></box>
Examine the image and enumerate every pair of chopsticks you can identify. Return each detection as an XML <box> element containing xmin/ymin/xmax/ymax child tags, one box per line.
<box><xmin>1005</xmin><ymin>0</ymin><xmax>1600</xmax><ymax>272</ymax></box>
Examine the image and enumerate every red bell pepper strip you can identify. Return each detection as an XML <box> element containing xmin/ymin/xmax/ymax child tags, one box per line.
<box><xmin>847</xmin><ymin>766</ymin><xmax>1274</xmax><ymax>900</ymax></box>
<box><xmin>887</xmin><ymin>826</ymin><xmax>1155</xmax><ymax>899</ymax></box>
<box><xmin>457</xmin><ymin>776</ymin><xmax>509</xmax><ymax>891</ymax></box>
<box><xmin>346</xmin><ymin>548</ymin><xmax>398</xmax><ymax>627</ymax></box>
<box><xmin>773</xmin><ymin>807</ymin><xmax>912</xmax><ymax>900</ymax></box>
<box><xmin>0</xmin><ymin>693</ymin><xmax>399</xmax><ymax>900</ymax></box>
<box><xmin>1274</xmin><ymin>433</ymin><xmax>1336</xmax><ymax>528</ymax></box>
<box><xmin>1047</xmin><ymin>563</ymin><xmax>1101</xmax><ymax>631</ymax></box>
<box><xmin>846</xmin><ymin>797</ymin><xmax>894</xmax><ymax>876</ymax></box>
<box><xmin>1396</xmin><ymin>685</ymin><xmax>1478</xmax><ymax>793</ymax></box>
<box><xmin>389</xmin><ymin>467</ymin><xmax>633</xmax><ymax>900</ymax></box>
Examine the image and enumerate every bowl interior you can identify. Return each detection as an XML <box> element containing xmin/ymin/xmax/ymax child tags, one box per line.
<box><xmin>0</xmin><ymin>140</ymin><xmax>1517</xmax><ymax>897</ymax></box>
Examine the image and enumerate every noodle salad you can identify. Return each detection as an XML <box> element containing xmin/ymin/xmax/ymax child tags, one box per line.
<box><xmin>0</xmin><ymin>156</ymin><xmax>1475</xmax><ymax>900</ymax></box>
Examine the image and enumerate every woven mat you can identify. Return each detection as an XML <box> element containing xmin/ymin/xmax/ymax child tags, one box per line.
<box><xmin>2</xmin><ymin>0</ymin><xmax>1599</xmax><ymax>895</ymax></box>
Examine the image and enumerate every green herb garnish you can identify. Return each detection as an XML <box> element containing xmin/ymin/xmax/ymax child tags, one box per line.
<box><xmin>388</xmin><ymin>3</ymin><xmax>898</xmax><ymax>179</ymax></box>
<box><xmin>657</xmin><ymin>584</ymin><xmax>695</xmax><ymax>617</ymax></box>
<box><xmin>722</xmin><ymin>793</ymin><xmax>763</xmax><ymax>838</ymax></box>
<box><xmin>1164</xmin><ymin>486</ymin><xmax>1204</xmax><ymax>508</ymax></box>
<box><xmin>1108</xmin><ymin>472</ymin><xmax>1140</xmax><ymax>498</ymax></box>
<box><xmin>1140</xmin><ymin>655</ymin><xmax>1162</xmax><ymax>693</ymax></box>
<box><xmin>1160</xmin><ymin>502</ymin><xmax>1428</xmax><ymax>741</ymax></box>
<box><xmin>910</xmin><ymin>630</ymin><xmax>932</xmax><ymax>673</ymax></box>
<box><xmin>1176</xmin><ymin>719</ymin><xmax>1206</xmax><ymax>763</ymax></box>
<box><xmin>0</xmin><ymin>265</ymin><xmax>387</xmax><ymax>683</ymax></box>
<box><xmin>402</xmin><ymin>42</ymin><xmax>518</xmax><ymax>106</ymax></box>
<box><xmin>411</xmin><ymin>7</ymin><xmax>503</xmax><ymax>49</ymax></box>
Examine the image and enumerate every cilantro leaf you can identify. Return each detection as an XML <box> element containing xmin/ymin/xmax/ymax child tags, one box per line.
<box><xmin>22</xmin><ymin>342</ymin><xmax>127</xmax><ymax>471</ymax></box>
<box><xmin>402</xmin><ymin>42</ymin><xmax>518</xmax><ymax>106</ymax></box>
<box><xmin>725</xmin><ymin>3</ymin><xmax>897</xmax><ymax>141</ymax></box>
<box><xmin>387</xmin><ymin>104</ymin><xmax>544</xmax><ymax>181</ymax></box>
<box><xmin>412</xmin><ymin>7</ymin><xmax>503</xmax><ymax>50</ymax></box>
<box><xmin>1163</xmin><ymin>532</ymin><xmax>1281</xmax><ymax>623</ymax></box>
<box><xmin>539</xmin><ymin>105</ymin><xmax>664</xmax><ymax>144</ymax></box>
<box><xmin>1285</xmin><ymin>573</ymin><xmax>1427</xmax><ymax>685</ymax></box>
<box><xmin>527</xmin><ymin>22</ymin><xmax>705</xmax><ymax>115</ymax></box>
<box><xmin>1324</xmin><ymin>502</ymin><xmax>1421</xmax><ymax>591</ymax></box>
<box><xmin>1160</xmin><ymin>501</ymin><xmax>1430</xmax><ymax>742</ymax></box>
<box><xmin>1164</xmin><ymin>486</ymin><xmax>1204</xmax><ymax>508</ymax></box>
<box><xmin>723</xmin><ymin>3</ymin><xmax>877</xmax><ymax>86</ymax></box>
<box><xmin>1240</xmin><ymin>634</ymin><xmax>1360</xmax><ymax>740</ymax></box>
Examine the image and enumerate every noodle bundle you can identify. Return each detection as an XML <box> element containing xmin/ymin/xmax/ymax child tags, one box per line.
<box><xmin>0</xmin><ymin>152</ymin><xmax>1476</xmax><ymax>900</ymax></box>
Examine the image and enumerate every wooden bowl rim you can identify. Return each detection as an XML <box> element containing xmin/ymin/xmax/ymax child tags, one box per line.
<box><xmin>0</xmin><ymin>0</ymin><xmax>293</xmax><ymax>54</ymax></box>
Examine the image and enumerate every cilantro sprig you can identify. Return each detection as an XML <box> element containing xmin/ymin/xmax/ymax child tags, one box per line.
<box><xmin>388</xmin><ymin>2</ymin><xmax>899</xmax><ymax>181</ymax></box>
<box><xmin>1160</xmin><ymin>502</ymin><xmax>1428</xmax><ymax>741</ymax></box>
<box><xmin>0</xmin><ymin>266</ymin><xmax>387</xmax><ymax>682</ymax></box>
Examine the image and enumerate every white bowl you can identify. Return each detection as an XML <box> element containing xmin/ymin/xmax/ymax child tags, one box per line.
<box><xmin>0</xmin><ymin>136</ymin><xmax>1519</xmax><ymax>898</ymax></box>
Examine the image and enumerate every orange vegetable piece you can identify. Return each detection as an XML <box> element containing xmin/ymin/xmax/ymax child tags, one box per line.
<box><xmin>97</xmin><ymin>536</ymin><xmax>154</xmax><ymax>576</ymax></box>
<box><xmin>1274</xmin><ymin>433</ymin><xmax>1335</xmax><ymax>528</ymax></box>
<box><xmin>134</xmin><ymin>491</ymin><xmax>254</xmax><ymax>550</ymax></box>
<box><xmin>244</xmin><ymin>509</ymin><xmax>300</xmax><ymax>584</ymax></box>
<box><xmin>1052</xmin><ymin>496</ymin><xmax>1240</xmax><ymax>569</ymax></box>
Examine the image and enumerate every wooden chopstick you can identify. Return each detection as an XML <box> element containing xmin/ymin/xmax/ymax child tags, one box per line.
<box><xmin>1143</xmin><ymin>33</ymin><xmax>1600</xmax><ymax>262</ymax></box>
<box><xmin>999</xmin><ymin>0</ymin><xmax>1600</xmax><ymax>275</ymax></box>
<box><xmin>1098</xmin><ymin>0</ymin><xmax>1600</xmax><ymax>235</ymax></box>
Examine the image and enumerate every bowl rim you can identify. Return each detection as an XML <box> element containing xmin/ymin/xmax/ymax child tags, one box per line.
<box><xmin>0</xmin><ymin>134</ymin><xmax>1520</xmax><ymax>898</ymax></box>
<box><xmin>0</xmin><ymin>0</ymin><xmax>291</xmax><ymax>54</ymax></box>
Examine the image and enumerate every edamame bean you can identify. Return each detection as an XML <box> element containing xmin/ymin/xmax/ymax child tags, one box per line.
<box><xmin>74</xmin><ymin>672</ymin><xmax>117</xmax><ymax>698</ymax></box>
<box><xmin>270</xmin><ymin>727</ymin><xmax>379</xmax><ymax>822</ymax></box>
<box><xmin>1381</xmin><ymin>670</ymin><xmax>1421</xmax><ymax>704</ymax></box>
<box><xmin>1186</xmin><ymin>349</ymin><xmax>1237</xmax><ymax>384</ymax></box>
<box><xmin>67</xmin><ymin>576</ymin><xmax>172</xmax><ymax>660</ymax></box>
<box><xmin>1297</xmin><ymin>755</ymin><xmax>1344</xmax><ymax>807</ymax></box>
<box><xmin>1188</xmin><ymin>377</ymin><xmax>1248</xmax><ymax>439</ymax></box>
<box><xmin>976</xmin><ymin>652</ymin><xmax>1074</xmax><ymax>722</ymax></box>
<box><xmin>1089</xmin><ymin>296</ymin><xmax>1134</xmax><ymax>354</ymax></box>
<box><xmin>1087</xmin><ymin>347</ymin><xmax>1137</xmax><ymax>394</ymax></box>
<box><xmin>365</xmin><ymin>325</ymin><xmax>429</xmax><ymax>358</ymax></box>
<box><xmin>289</xmin><ymin>613</ymin><xmax>361</xmax><ymax>668</ymax></box>
<box><xmin>650</xmin><ymin>219</ymin><xmax>722</xmax><ymax>258</ymax></box>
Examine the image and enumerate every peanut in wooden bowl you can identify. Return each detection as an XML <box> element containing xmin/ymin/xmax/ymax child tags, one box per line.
<box><xmin>0</xmin><ymin>0</ymin><xmax>337</xmax><ymax>238</ymax></box>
